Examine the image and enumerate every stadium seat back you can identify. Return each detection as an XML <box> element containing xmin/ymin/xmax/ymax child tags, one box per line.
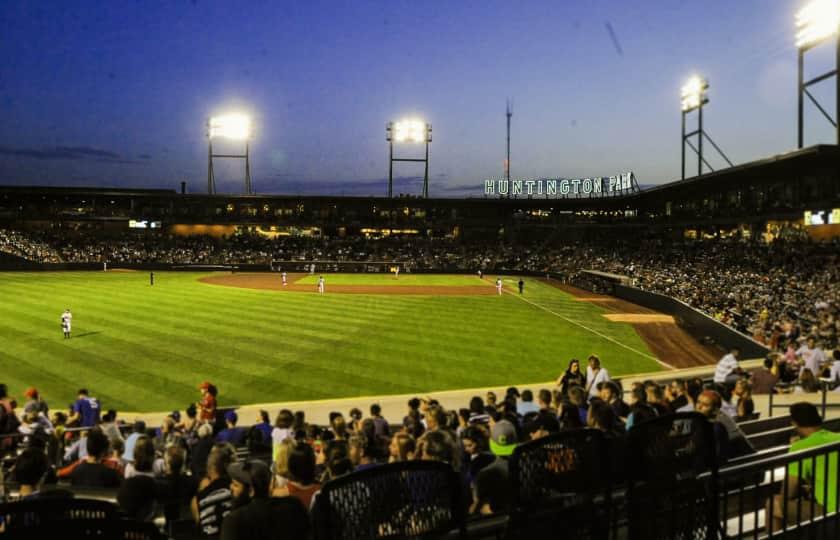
<box><xmin>507</xmin><ymin>428</ymin><xmax>610</xmax><ymax>539</ymax></box>
<box><xmin>315</xmin><ymin>461</ymin><xmax>465</xmax><ymax>540</ymax></box>
<box><xmin>626</xmin><ymin>412</ymin><xmax>720</xmax><ymax>540</ymax></box>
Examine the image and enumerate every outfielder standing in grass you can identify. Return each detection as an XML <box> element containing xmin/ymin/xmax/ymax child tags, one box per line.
<box><xmin>318</xmin><ymin>275</ymin><xmax>325</xmax><ymax>295</ymax></box>
<box><xmin>61</xmin><ymin>308</ymin><xmax>72</xmax><ymax>339</ymax></box>
<box><xmin>495</xmin><ymin>277</ymin><xmax>502</xmax><ymax>295</ymax></box>
<box><xmin>281</xmin><ymin>271</ymin><xmax>287</xmax><ymax>286</ymax></box>
<box><xmin>518</xmin><ymin>279</ymin><xmax>524</xmax><ymax>294</ymax></box>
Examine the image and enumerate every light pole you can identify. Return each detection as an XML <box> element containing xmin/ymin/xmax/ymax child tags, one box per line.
<box><xmin>386</xmin><ymin>119</ymin><xmax>432</xmax><ymax>198</ymax></box>
<box><xmin>207</xmin><ymin>113</ymin><xmax>253</xmax><ymax>194</ymax></box>
<box><xmin>680</xmin><ymin>76</ymin><xmax>733</xmax><ymax>179</ymax></box>
<box><xmin>795</xmin><ymin>0</ymin><xmax>840</xmax><ymax>148</ymax></box>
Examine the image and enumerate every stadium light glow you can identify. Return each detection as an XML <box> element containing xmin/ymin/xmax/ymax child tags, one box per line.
<box><xmin>680</xmin><ymin>76</ymin><xmax>709</xmax><ymax>112</ymax></box>
<box><xmin>795</xmin><ymin>0</ymin><xmax>840</xmax><ymax>49</ymax></box>
<box><xmin>391</xmin><ymin>119</ymin><xmax>430</xmax><ymax>143</ymax></box>
<box><xmin>208</xmin><ymin>114</ymin><xmax>252</xmax><ymax>140</ymax></box>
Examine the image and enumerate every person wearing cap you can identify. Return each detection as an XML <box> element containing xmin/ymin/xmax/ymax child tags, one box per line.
<box><xmin>221</xmin><ymin>460</ymin><xmax>309</xmax><ymax>540</ymax></box>
<box><xmin>23</xmin><ymin>387</ymin><xmax>48</xmax><ymax>416</ymax></box>
<box><xmin>216</xmin><ymin>411</ymin><xmax>247</xmax><ymax>446</ymax></box>
<box><xmin>489</xmin><ymin>419</ymin><xmax>518</xmax><ymax>457</ymax></box>
<box><xmin>768</xmin><ymin>402</ymin><xmax>840</xmax><ymax>532</ymax></box>
<box><xmin>197</xmin><ymin>382</ymin><xmax>217</xmax><ymax>423</ymax></box>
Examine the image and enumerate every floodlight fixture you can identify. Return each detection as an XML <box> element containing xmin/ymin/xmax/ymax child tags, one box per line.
<box><xmin>208</xmin><ymin>113</ymin><xmax>252</xmax><ymax>140</ymax></box>
<box><xmin>207</xmin><ymin>113</ymin><xmax>253</xmax><ymax>195</ymax></box>
<box><xmin>795</xmin><ymin>0</ymin><xmax>840</xmax><ymax>147</ymax></box>
<box><xmin>680</xmin><ymin>76</ymin><xmax>709</xmax><ymax>112</ymax></box>
<box><xmin>385</xmin><ymin>118</ymin><xmax>432</xmax><ymax>198</ymax></box>
<box><xmin>680</xmin><ymin>75</ymin><xmax>732</xmax><ymax>180</ymax></box>
<box><xmin>795</xmin><ymin>0</ymin><xmax>840</xmax><ymax>50</ymax></box>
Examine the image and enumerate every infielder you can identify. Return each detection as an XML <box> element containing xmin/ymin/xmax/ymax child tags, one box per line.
<box><xmin>318</xmin><ymin>275</ymin><xmax>325</xmax><ymax>295</ymax></box>
<box><xmin>281</xmin><ymin>271</ymin><xmax>287</xmax><ymax>286</ymax></box>
<box><xmin>496</xmin><ymin>277</ymin><xmax>503</xmax><ymax>295</ymax></box>
<box><xmin>394</xmin><ymin>266</ymin><xmax>400</xmax><ymax>279</ymax></box>
<box><xmin>61</xmin><ymin>308</ymin><xmax>72</xmax><ymax>339</ymax></box>
<box><xmin>478</xmin><ymin>270</ymin><xmax>483</xmax><ymax>280</ymax></box>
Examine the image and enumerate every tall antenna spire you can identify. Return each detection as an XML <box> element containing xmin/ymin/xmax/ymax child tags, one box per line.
<box><xmin>506</xmin><ymin>98</ymin><xmax>513</xmax><ymax>198</ymax></box>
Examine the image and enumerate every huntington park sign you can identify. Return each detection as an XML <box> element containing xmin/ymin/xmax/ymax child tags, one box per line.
<box><xmin>484</xmin><ymin>172</ymin><xmax>639</xmax><ymax>197</ymax></box>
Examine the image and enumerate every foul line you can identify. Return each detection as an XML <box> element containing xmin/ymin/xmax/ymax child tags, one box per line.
<box><xmin>505</xmin><ymin>289</ymin><xmax>676</xmax><ymax>370</ymax></box>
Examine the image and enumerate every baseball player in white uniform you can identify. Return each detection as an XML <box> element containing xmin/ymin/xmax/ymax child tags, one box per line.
<box><xmin>61</xmin><ymin>308</ymin><xmax>73</xmax><ymax>339</ymax></box>
<box><xmin>495</xmin><ymin>277</ymin><xmax>503</xmax><ymax>295</ymax></box>
<box><xmin>281</xmin><ymin>271</ymin><xmax>287</xmax><ymax>286</ymax></box>
<box><xmin>318</xmin><ymin>275</ymin><xmax>325</xmax><ymax>295</ymax></box>
<box><xmin>394</xmin><ymin>266</ymin><xmax>400</xmax><ymax>279</ymax></box>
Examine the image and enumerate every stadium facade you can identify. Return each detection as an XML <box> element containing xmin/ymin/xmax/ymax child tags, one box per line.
<box><xmin>0</xmin><ymin>144</ymin><xmax>838</xmax><ymax>242</ymax></box>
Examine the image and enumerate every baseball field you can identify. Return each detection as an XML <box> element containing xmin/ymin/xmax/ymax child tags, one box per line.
<box><xmin>0</xmin><ymin>271</ymin><xmax>667</xmax><ymax>412</ymax></box>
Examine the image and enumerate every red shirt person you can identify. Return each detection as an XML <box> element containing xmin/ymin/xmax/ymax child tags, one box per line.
<box><xmin>197</xmin><ymin>382</ymin><xmax>217</xmax><ymax>423</ymax></box>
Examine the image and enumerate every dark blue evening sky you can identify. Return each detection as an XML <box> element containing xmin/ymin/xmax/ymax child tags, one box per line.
<box><xmin>0</xmin><ymin>1</ymin><xmax>834</xmax><ymax>196</ymax></box>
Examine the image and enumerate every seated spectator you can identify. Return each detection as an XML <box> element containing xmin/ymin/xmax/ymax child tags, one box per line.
<box><xmin>122</xmin><ymin>420</ymin><xmax>146</xmax><ymax>463</ymax></box>
<box><xmin>63</xmin><ymin>429</ymin><xmax>89</xmax><ymax>464</ymax></box>
<box><xmin>666</xmin><ymin>379</ymin><xmax>691</xmax><ymax>413</ymax></box>
<box><xmin>468</xmin><ymin>396</ymin><xmax>489</xmax><ymax>425</ymax></box>
<box><xmin>796</xmin><ymin>368</ymin><xmax>822</xmax><ymax>393</ymax></box>
<box><xmin>70</xmin><ymin>428</ymin><xmax>121</xmax><ymax>488</ymax></box>
<box><xmin>695</xmin><ymin>390</ymin><xmax>755</xmax><ymax>463</ymax></box>
<box><xmin>829</xmin><ymin>350</ymin><xmax>840</xmax><ymax>391</ymax></box>
<box><xmin>461</xmin><ymin>425</ymin><xmax>495</xmax><ymax>487</ymax></box>
<box><xmin>99</xmin><ymin>409</ymin><xmax>124</xmax><ymax>447</ymax></box>
<box><xmin>348</xmin><ymin>432</ymin><xmax>378</xmax><ymax>471</ymax></box>
<box><xmin>733</xmin><ymin>379</ymin><xmax>755</xmax><ymax>420</ymax></box>
<box><xmin>156</xmin><ymin>445</ymin><xmax>197</xmax><ymax>526</ymax></box>
<box><xmin>516</xmin><ymin>390</ymin><xmax>539</xmax><ymax>416</ymax></box>
<box><xmin>713</xmin><ymin>383</ymin><xmax>738</xmax><ymax>418</ymax></box>
<box><xmin>768</xmin><ymin>402</ymin><xmax>840</xmax><ymax>533</ymax></box>
<box><xmin>118</xmin><ymin>460</ymin><xmax>158</xmax><ymax>521</ymax></box>
<box><xmin>192</xmin><ymin>442</ymin><xmax>236</xmax><ymax>537</ymax></box>
<box><xmin>124</xmin><ymin>436</ymin><xmax>156</xmax><ymax>479</ymax></box>
<box><xmin>587</xmin><ymin>399</ymin><xmax>623</xmax><ymax>438</ymax></box>
<box><xmin>472</xmin><ymin>459</ymin><xmax>510</xmax><ymax>516</ymax></box>
<box><xmin>420</xmin><ymin>429</ymin><xmax>460</xmax><ymax>470</ymax></box>
<box><xmin>216</xmin><ymin>411</ymin><xmax>247</xmax><ymax>446</ymax></box>
<box><xmin>22</xmin><ymin>387</ymin><xmax>48</xmax><ymax>416</ymax></box>
<box><xmin>318</xmin><ymin>440</ymin><xmax>352</xmax><ymax>485</ymax></box>
<box><xmin>221</xmin><ymin>460</ymin><xmax>308</xmax><ymax>540</ymax></box>
<box><xmin>488</xmin><ymin>420</ymin><xmax>517</xmax><ymax>458</ymax></box>
<box><xmin>797</xmin><ymin>337</ymin><xmax>827</xmax><ymax>377</ymax></box>
<box><xmin>557</xmin><ymin>401</ymin><xmax>585</xmax><ymax>431</ymax></box>
<box><xmin>328</xmin><ymin>412</ymin><xmax>348</xmax><ymax>441</ymax></box>
<box><xmin>271</xmin><ymin>438</ymin><xmax>296</xmax><ymax>492</ymax></box>
<box><xmin>537</xmin><ymin>389</ymin><xmax>554</xmax><ymax>414</ymax></box>
<box><xmin>13</xmin><ymin>447</ymin><xmax>57</xmax><ymax>500</ymax></box>
<box><xmin>599</xmin><ymin>381</ymin><xmax>630</xmax><ymax>420</ymax></box>
<box><xmin>272</xmin><ymin>409</ymin><xmax>295</xmax><ymax>461</ymax></box>
<box><xmin>190</xmin><ymin>423</ymin><xmax>215</xmax><ymax>479</ymax></box>
<box><xmin>644</xmin><ymin>383</ymin><xmax>671</xmax><ymax>417</ymax></box>
<box><xmin>751</xmin><ymin>356</ymin><xmax>780</xmax><ymax>394</ymax></box>
<box><xmin>522</xmin><ymin>410</ymin><xmax>560</xmax><ymax>440</ymax></box>
<box><xmin>625</xmin><ymin>386</ymin><xmax>657</xmax><ymax>431</ymax></box>
<box><xmin>713</xmin><ymin>347</ymin><xmax>744</xmax><ymax>386</ymax></box>
<box><xmin>567</xmin><ymin>386</ymin><xmax>589</xmax><ymax>426</ymax></box>
<box><xmin>388</xmin><ymin>432</ymin><xmax>416</xmax><ymax>463</ymax></box>
<box><xmin>275</xmin><ymin>443</ymin><xmax>321</xmax><ymax>509</ymax></box>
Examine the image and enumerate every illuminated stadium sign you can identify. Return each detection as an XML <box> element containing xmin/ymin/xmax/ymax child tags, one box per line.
<box><xmin>483</xmin><ymin>172</ymin><xmax>639</xmax><ymax>197</ymax></box>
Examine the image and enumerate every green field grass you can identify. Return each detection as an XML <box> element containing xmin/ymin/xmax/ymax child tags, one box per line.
<box><xmin>0</xmin><ymin>272</ymin><xmax>662</xmax><ymax>412</ymax></box>
<box><xmin>295</xmin><ymin>273</ymin><xmax>483</xmax><ymax>286</ymax></box>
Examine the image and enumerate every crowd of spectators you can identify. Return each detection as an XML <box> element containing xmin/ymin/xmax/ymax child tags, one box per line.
<box><xmin>1</xmin><ymin>228</ymin><xmax>838</xmax><ymax>351</ymax></box>
<box><xmin>1</xmin><ymin>352</ymin><xmax>786</xmax><ymax>537</ymax></box>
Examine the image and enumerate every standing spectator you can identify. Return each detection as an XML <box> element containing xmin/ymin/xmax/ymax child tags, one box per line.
<box><xmin>99</xmin><ymin>409</ymin><xmax>124</xmax><ymax>448</ymax></box>
<box><xmin>369</xmin><ymin>404</ymin><xmax>389</xmax><ymax>437</ymax></box>
<box><xmin>695</xmin><ymin>390</ymin><xmax>754</xmax><ymax>463</ymax></box>
<box><xmin>275</xmin><ymin>443</ymin><xmax>321</xmax><ymax>509</ymax></box>
<box><xmin>751</xmin><ymin>356</ymin><xmax>780</xmax><ymax>394</ymax></box>
<box><xmin>70</xmin><ymin>429</ymin><xmax>121</xmax><ymax>488</ymax></box>
<box><xmin>556</xmin><ymin>359</ymin><xmax>586</xmax><ymax>398</ymax></box>
<box><xmin>516</xmin><ymin>390</ymin><xmax>539</xmax><ymax>416</ymax></box>
<box><xmin>197</xmin><ymin>382</ymin><xmax>217</xmax><ymax>424</ymax></box>
<box><xmin>122</xmin><ymin>421</ymin><xmax>146</xmax><ymax>463</ymax></box>
<box><xmin>599</xmin><ymin>381</ymin><xmax>630</xmax><ymax>420</ymax></box>
<box><xmin>828</xmin><ymin>350</ymin><xmax>840</xmax><ymax>390</ymax></box>
<box><xmin>537</xmin><ymin>389</ymin><xmax>554</xmax><ymax>414</ymax></box>
<box><xmin>216</xmin><ymin>411</ymin><xmax>246</xmax><ymax>446</ymax></box>
<box><xmin>467</xmin><ymin>396</ymin><xmax>489</xmax><ymax>425</ymax></box>
<box><xmin>253</xmin><ymin>410</ymin><xmax>272</xmax><ymax>444</ymax></box>
<box><xmin>192</xmin><ymin>443</ymin><xmax>236</xmax><ymax>537</ymax></box>
<box><xmin>190</xmin><ymin>424</ymin><xmax>215</xmax><ymax>479</ymax></box>
<box><xmin>585</xmin><ymin>356</ymin><xmax>610</xmax><ymax>400</ymax></box>
<box><xmin>796</xmin><ymin>369</ymin><xmax>821</xmax><ymax>393</ymax></box>
<box><xmin>768</xmin><ymin>403</ymin><xmax>840</xmax><ymax>532</ymax></box>
<box><xmin>348</xmin><ymin>433</ymin><xmax>377</xmax><ymax>471</ymax></box>
<box><xmin>797</xmin><ymin>337</ymin><xmax>828</xmax><ymax>377</ymax></box>
<box><xmin>68</xmin><ymin>388</ymin><xmax>100</xmax><ymax>428</ymax></box>
<box><xmin>272</xmin><ymin>409</ymin><xmax>295</xmax><ymax>462</ymax></box>
<box><xmin>713</xmin><ymin>347</ymin><xmax>743</xmax><ymax>386</ymax></box>
<box><xmin>157</xmin><ymin>446</ymin><xmax>198</xmax><ymax>527</ymax></box>
<box><xmin>488</xmin><ymin>419</ymin><xmax>518</xmax><ymax>457</ymax></box>
<box><xmin>118</xmin><ymin>438</ymin><xmax>158</xmax><ymax>522</ymax></box>
<box><xmin>14</xmin><ymin>447</ymin><xmax>53</xmax><ymax>500</ymax></box>
<box><xmin>388</xmin><ymin>432</ymin><xmax>416</xmax><ymax>463</ymax></box>
<box><xmin>22</xmin><ymin>387</ymin><xmax>48</xmax><ymax>416</ymax></box>
<box><xmin>733</xmin><ymin>380</ymin><xmax>755</xmax><ymax>419</ymax></box>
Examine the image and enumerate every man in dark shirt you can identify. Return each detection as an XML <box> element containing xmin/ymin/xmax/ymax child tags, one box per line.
<box><xmin>599</xmin><ymin>381</ymin><xmax>630</xmax><ymax>421</ymax></box>
<box><xmin>69</xmin><ymin>388</ymin><xmax>100</xmax><ymax>428</ymax></box>
<box><xmin>216</xmin><ymin>411</ymin><xmax>247</xmax><ymax>446</ymax></box>
<box><xmin>370</xmin><ymin>404</ymin><xmax>389</xmax><ymax>438</ymax></box>
<box><xmin>667</xmin><ymin>379</ymin><xmax>691</xmax><ymax>412</ymax></box>
<box><xmin>221</xmin><ymin>460</ymin><xmax>309</xmax><ymax>540</ymax></box>
<box><xmin>70</xmin><ymin>428</ymin><xmax>121</xmax><ymax>488</ymax></box>
<box><xmin>750</xmin><ymin>356</ymin><xmax>780</xmax><ymax>394</ymax></box>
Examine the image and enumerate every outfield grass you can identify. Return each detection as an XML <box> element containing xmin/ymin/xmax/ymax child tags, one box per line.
<box><xmin>0</xmin><ymin>272</ymin><xmax>661</xmax><ymax>412</ymax></box>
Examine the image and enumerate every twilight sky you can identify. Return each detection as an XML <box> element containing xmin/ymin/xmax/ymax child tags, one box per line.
<box><xmin>0</xmin><ymin>0</ymin><xmax>835</xmax><ymax>197</ymax></box>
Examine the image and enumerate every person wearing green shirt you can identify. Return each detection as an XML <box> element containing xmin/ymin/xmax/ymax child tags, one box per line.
<box><xmin>769</xmin><ymin>402</ymin><xmax>840</xmax><ymax>533</ymax></box>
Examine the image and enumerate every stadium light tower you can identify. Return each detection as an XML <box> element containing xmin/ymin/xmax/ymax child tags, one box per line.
<box><xmin>680</xmin><ymin>76</ymin><xmax>733</xmax><ymax>179</ymax></box>
<box><xmin>385</xmin><ymin>118</ymin><xmax>432</xmax><ymax>198</ymax></box>
<box><xmin>795</xmin><ymin>0</ymin><xmax>840</xmax><ymax>148</ymax></box>
<box><xmin>207</xmin><ymin>113</ymin><xmax>253</xmax><ymax>195</ymax></box>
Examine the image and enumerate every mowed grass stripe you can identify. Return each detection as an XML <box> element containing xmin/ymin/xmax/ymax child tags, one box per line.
<box><xmin>0</xmin><ymin>272</ymin><xmax>661</xmax><ymax>410</ymax></box>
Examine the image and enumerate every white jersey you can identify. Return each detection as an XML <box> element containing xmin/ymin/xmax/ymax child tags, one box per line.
<box><xmin>281</xmin><ymin>272</ymin><xmax>287</xmax><ymax>285</ymax></box>
<box><xmin>495</xmin><ymin>279</ymin><xmax>502</xmax><ymax>294</ymax></box>
<box><xmin>61</xmin><ymin>311</ymin><xmax>72</xmax><ymax>331</ymax></box>
<box><xmin>318</xmin><ymin>277</ymin><xmax>325</xmax><ymax>293</ymax></box>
